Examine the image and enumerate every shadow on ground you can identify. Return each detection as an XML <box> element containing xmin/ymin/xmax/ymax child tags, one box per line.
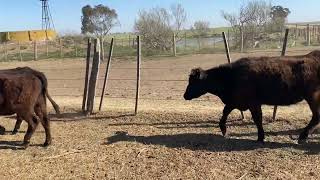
<box><xmin>49</xmin><ymin>112</ymin><xmax>135</xmax><ymax>122</ymax></box>
<box><xmin>0</xmin><ymin>141</ymin><xmax>26</xmax><ymax>150</ymax></box>
<box><xmin>104</xmin><ymin>131</ymin><xmax>320</xmax><ymax>155</ymax></box>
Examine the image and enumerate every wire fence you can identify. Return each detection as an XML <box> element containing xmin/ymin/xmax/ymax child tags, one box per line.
<box><xmin>35</xmin><ymin>64</ymin><xmax>216</xmax><ymax>106</ymax></box>
<box><xmin>1</xmin><ymin>24</ymin><xmax>320</xmax><ymax>62</ymax></box>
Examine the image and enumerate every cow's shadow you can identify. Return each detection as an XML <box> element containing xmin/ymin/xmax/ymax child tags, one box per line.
<box><xmin>104</xmin><ymin>131</ymin><xmax>320</xmax><ymax>155</ymax></box>
<box><xmin>0</xmin><ymin>141</ymin><xmax>26</xmax><ymax>150</ymax></box>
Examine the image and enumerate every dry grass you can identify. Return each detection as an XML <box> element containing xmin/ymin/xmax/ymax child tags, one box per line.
<box><xmin>0</xmin><ymin>48</ymin><xmax>320</xmax><ymax>179</ymax></box>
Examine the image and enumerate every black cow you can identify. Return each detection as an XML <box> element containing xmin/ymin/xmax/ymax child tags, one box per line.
<box><xmin>184</xmin><ymin>50</ymin><xmax>320</xmax><ymax>144</ymax></box>
<box><xmin>0</xmin><ymin>67</ymin><xmax>58</xmax><ymax>148</ymax></box>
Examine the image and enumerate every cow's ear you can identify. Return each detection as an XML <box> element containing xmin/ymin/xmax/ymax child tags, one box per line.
<box><xmin>190</xmin><ymin>68</ymin><xmax>206</xmax><ymax>80</ymax></box>
<box><xmin>191</xmin><ymin>68</ymin><xmax>201</xmax><ymax>79</ymax></box>
<box><xmin>199</xmin><ymin>70</ymin><xmax>207</xmax><ymax>80</ymax></box>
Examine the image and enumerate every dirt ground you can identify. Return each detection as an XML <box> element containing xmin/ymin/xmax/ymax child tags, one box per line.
<box><xmin>0</xmin><ymin>47</ymin><xmax>320</xmax><ymax>179</ymax></box>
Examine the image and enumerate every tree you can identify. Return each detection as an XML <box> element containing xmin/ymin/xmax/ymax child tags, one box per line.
<box><xmin>171</xmin><ymin>4</ymin><xmax>187</xmax><ymax>39</ymax></box>
<box><xmin>270</xmin><ymin>5</ymin><xmax>290</xmax><ymax>31</ymax></box>
<box><xmin>221</xmin><ymin>0</ymin><xmax>272</xmax><ymax>51</ymax></box>
<box><xmin>134</xmin><ymin>4</ymin><xmax>187</xmax><ymax>51</ymax></box>
<box><xmin>192</xmin><ymin>21</ymin><xmax>210</xmax><ymax>36</ymax></box>
<box><xmin>81</xmin><ymin>4</ymin><xmax>119</xmax><ymax>60</ymax></box>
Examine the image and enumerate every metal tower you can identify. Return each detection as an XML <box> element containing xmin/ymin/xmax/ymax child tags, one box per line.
<box><xmin>40</xmin><ymin>0</ymin><xmax>55</xmax><ymax>30</ymax></box>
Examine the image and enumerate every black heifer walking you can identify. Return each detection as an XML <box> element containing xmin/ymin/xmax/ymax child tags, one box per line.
<box><xmin>0</xmin><ymin>67</ymin><xmax>58</xmax><ymax>148</ymax></box>
<box><xmin>184</xmin><ymin>50</ymin><xmax>320</xmax><ymax>144</ymax></box>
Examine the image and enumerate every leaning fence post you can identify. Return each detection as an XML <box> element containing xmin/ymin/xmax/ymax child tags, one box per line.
<box><xmin>34</xmin><ymin>41</ymin><xmax>38</xmax><ymax>60</ymax></box>
<box><xmin>272</xmin><ymin>28</ymin><xmax>289</xmax><ymax>121</ymax></box>
<box><xmin>222</xmin><ymin>32</ymin><xmax>244</xmax><ymax>119</ymax></box>
<box><xmin>86</xmin><ymin>38</ymin><xmax>101</xmax><ymax>114</ymax></box>
<box><xmin>82</xmin><ymin>38</ymin><xmax>92</xmax><ymax>112</ymax></box>
<box><xmin>99</xmin><ymin>38</ymin><xmax>114</xmax><ymax>111</ymax></box>
<box><xmin>135</xmin><ymin>36</ymin><xmax>141</xmax><ymax>115</ymax></box>
<box><xmin>222</xmin><ymin>32</ymin><xmax>231</xmax><ymax>63</ymax></box>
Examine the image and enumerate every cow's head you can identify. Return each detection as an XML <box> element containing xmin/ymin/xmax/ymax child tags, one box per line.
<box><xmin>184</xmin><ymin>68</ymin><xmax>208</xmax><ymax>100</ymax></box>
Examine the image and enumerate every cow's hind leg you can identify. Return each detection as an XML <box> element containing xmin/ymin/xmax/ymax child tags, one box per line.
<box><xmin>249</xmin><ymin>105</ymin><xmax>264</xmax><ymax>143</ymax></box>
<box><xmin>22</xmin><ymin>113</ymin><xmax>40</xmax><ymax>148</ymax></box>
<box><xmin>298</xmin><ymin>95</ymin><xmax>320</xmax><ymax>144</ymax></box>
<box><xmin>35</xmin><ymin>102</ymin><xmax>51</xmax><ymax>147</ymax></box>
<box><xmin>219</xmin><ymin>105</ymin><xmax>234</xmax><ymax>136</ymax></box>
<box><xmin>41</xmin><ymin>115</ymin><xmax>51</xmax><ymax>147</ymax></box>
<box><xmin>12</xmin><ymin>116</ymin><xmax>23</xmax><ymax>135</ymax></box>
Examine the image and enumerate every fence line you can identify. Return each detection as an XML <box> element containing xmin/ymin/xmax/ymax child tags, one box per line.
<box><xmin>1</xmin><ymin>24</ymin><xmax>320</xmax><ymax>62</ymax></box>
<box><xmin>51</xmin><ymin>94</ymin><xmax>213</xmax><ymax>103</ymax></box>
<box><xmin>47</xmin><ymin>78</ymin><xmax>187</xmax><ymax>82</ymax></box>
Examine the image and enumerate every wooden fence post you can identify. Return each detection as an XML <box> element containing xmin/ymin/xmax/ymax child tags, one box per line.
<box><xmin>273</xmin><ymin>28</ymin><xmax>289</xmax><ymax>121</ymax></box>
<box><xmin>18</xmin><ymin>41</ymin><xmax>22</xmax><ymax>61</ymax></box>
<box><xmin>184</xmin><ymin>32</ymin><xmax>187</xmax><ymax>49</ymax></box>
<box><xmin>222</xmin><ymin>32</ymin><xmax>244</xmax><ymax>119</ymax></box>
<box><xmin>59</xmin><ymin>38</ymin><xmax>63</xmax><ymax>58</ymax></box>
<box><xmin>307</xmin><ymin>24</ymin><xmax>311</xmax><ymax>46</ymax></box>
<box><xmin>82</xmin><ymin>38</ymin><xmax>92</xmax><ymax>112</ymax></box>
<box><xmin>4</xmin><ymin>42</ymin><xmax>7</xmax><ymax>61</ymax></box>
<box><xmin>173</xmin><ymin>33</ymin><xmax>176</xmax><ymax>56</ymax></box>
<box><xmin>129</xmin><ymin>35</ymin><xmax>131</xmax><ymax>47</ymax></box>
<box><xmin>100</xmin><ymin>38</ymin><xmax>104</xmax><ymax>61</ymax></box>
<box><xmin>197</xmin><ymin>36</ymin><xmax>201</xmax><ymax>51</ymax></box>
<box><xmin>46</xmin><ymin>40</ymin><xmax>49</xmax><ymax>58</ymax></box>
<box><xmin>74</xmin><ymin>40</ymin><xmax>78</xmax><ymax>57</ymax></box>
<box><xmin>86</xmin><ymin>38</ymin><xmax>101</xmax><ymax>114</ymax></box>
<box><xmin>34</xmin><ymin>41</ymin><xmax>38</xmax><ymax>60</ymax></box>
<box><xmin>99</xmin><ymin>38</ymin><xmax>114</xmax><ymax>111</ymax></box>
<box><xmin>135</xmin><ymin>36</ymin><xmax>141</xmax><ymax>115</ymax></box>
<box><xmin>318</xmin><ymin>26</ymin><xmax>320</xmax><ymax>42</ymax></box>
<box><xmin>295</xmin><ymin>24</ymin><xmax>298</xmax><ymax>41</ymax></box>
<box><xmin>240</xmin><ymin>27</ymin><xmax>244</xmax><ymax>53</ymax></box>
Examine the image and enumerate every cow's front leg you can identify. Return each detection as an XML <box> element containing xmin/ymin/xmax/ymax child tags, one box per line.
<box><xmin>219</xmin><ymin>105</ymin><xmax>234</xmax><ymax>136</ymax></box>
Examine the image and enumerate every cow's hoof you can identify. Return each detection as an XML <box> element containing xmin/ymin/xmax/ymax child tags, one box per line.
<box><xmin>0</xmin><ymin>126</ymin><xmax>5</xmax><ymax>135</ymax></box>
<box><xmin>219</xmin><ymin>125</ymin><xmax>227</xmax><ymax>137</ymax></box>
<box><xmin>43</xmin><ymin>141</ymin><xmax>51</xmax><ymax>147</ymax></box>
<box><xmin>22</xmin><ymin>141</ymin><xmax>30</xmax><ymax>149</ymax></box>
<box><xmin>298</xmin><ymin>138</ymin><xmax>307</xmax><ymax>145</ymax></box>
<box><xmin>11</xmin><ymin>130</ymin><xmax>18</xmax><ymax>135</ymax></box>
<box><xmin>257</xmin><ymin>139</ymin><xmax>265</xmax><ymax>145</ymax></box>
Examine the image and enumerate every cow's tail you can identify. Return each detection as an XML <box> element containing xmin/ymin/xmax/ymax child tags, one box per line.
<box><xmin>32</xmin><ymin>70</ymin><xmax>61</xmax><ymax>115</ymax></box>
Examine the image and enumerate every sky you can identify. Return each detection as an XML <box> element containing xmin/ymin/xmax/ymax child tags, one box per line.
<box><xmin>0</xmin><ymin>0</ymin><xmax>320</xmax><ymax>34</ymax></box>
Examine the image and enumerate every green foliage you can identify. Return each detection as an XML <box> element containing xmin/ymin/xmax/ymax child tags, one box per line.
<box><xmin>270</xmin><ymin>5</ymin><xmax>291</xmax><ymax>32</ymax></box>
<box><xmin>81</xmin><ymin>4</ymin><xmax>119</xmax><ymax>37</ymax></box>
